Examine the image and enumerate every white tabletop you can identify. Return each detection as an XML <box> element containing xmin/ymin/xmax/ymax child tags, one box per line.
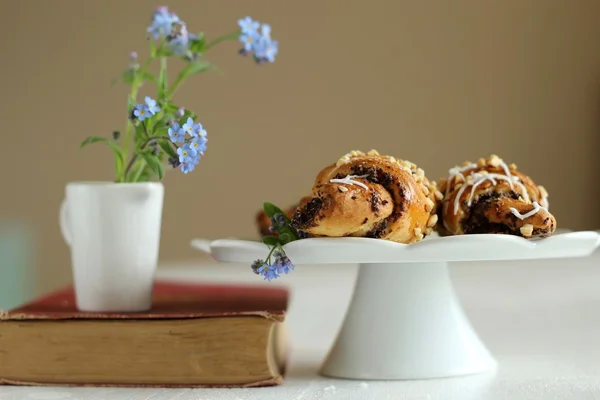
<box><xmin>2</xmin><ymin>250</ymin><xmax>600</xmax><ymax>400</ymax></box>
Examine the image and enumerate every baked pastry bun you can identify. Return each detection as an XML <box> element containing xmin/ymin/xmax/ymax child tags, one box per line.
<box><xmin>290</xmin><ymin>150</ymin><xmax>443</xmax><ymax>244</ymax></box>
<box><xmin>437</xmin><ymin>154</ymin><xmax>555</xmax><ymax>239</ymax></box>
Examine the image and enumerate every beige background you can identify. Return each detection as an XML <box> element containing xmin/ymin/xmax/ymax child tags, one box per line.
<box><xmin>1</xmin><ymin>0</ymin><xmax>599</xmax><ymax>296</ymax></box>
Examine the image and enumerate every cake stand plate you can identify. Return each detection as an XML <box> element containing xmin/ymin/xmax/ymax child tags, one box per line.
<box><xmin>190</xmin><ymin>230</ymin><xmax>600</xmax><ymax>381</ymax></box>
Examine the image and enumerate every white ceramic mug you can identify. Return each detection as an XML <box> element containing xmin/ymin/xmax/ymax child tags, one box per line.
<box><xmin>59</xmin><ymin>182</ymin><xmax>164</xmax><ymax>312</ymax></box>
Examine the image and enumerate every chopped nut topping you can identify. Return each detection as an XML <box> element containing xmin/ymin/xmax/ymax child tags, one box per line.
<box><xmin>427</xmin><ymin>214</ymin><xmax>438</xmax><ymax>228</ymax></box>
<box><xmin>425</xmin><ymin>198</ymin><xmax>435</xmax><ymax>212</ymax></box>
<box><xmin>338</xmin><ymin>186</ymin><xmax>349</xmax><ymax>193</ymax></box>
<box><xmin>488</xmin><ymin>154</ymin><xmax>501</xmax><ymax>167</ymax></box>
<box><xmin>520</xmin><ymin>224</ymin><xmax>534</xmax><ymax>237</ymax></box>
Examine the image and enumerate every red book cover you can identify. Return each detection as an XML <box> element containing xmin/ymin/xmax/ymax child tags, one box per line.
<box><xmin>1</xmin><ymin>281</ymin><xmax>289</xmax><ymax>321</ymax></box>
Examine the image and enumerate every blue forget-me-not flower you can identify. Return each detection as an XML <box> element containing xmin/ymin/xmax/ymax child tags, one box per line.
<box><xmin>238</xmin><ymin>16</ymin><xmax>279</xmax><ymax>64</ymax></box>
<box><xmin>147</xmin><ymin>6</ymin><xmax>181</xmax><ymax>40</ymax></box>
<box><xmin>238</xmin><ymin>17</ymin><xmax>260</xmax><ymax>35</ymax></box>
<box><xmin>168</xmin><ymin>123</ymin><xmax>185</xmax><ymax>143</ymax></box>
<box><xmin>145</xmin><ymin>96</ymin><xmax>161</xmax><ymax>115</ymax></box>
<box><xmin>133</xmin><ymin>104</ymin><xmax>149</xmax><ymax>121</ymax></box>
<box><xmin>258</xmin><ymin>263</ymin><xmax>279</xmax><ymax>281</ymax></box>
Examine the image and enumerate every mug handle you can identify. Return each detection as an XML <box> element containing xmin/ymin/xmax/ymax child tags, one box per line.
<box><xmin>59</xmin><ymin>199</ymin><xmax>72</xmax><ymax>246</ymax></box>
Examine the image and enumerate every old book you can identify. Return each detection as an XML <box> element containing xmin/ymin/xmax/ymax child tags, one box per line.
<box><xmin>0</xmin><ymin>281</ymin><xmax>289</xmax><ymax>388</ymax></box>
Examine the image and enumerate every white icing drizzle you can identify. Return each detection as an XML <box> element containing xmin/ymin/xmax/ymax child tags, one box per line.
<box><xmin>446</xmin><ymin>163</ymin><xmax>477</xmax><ymax>196</ymax></box>
<box><xmin>510</xmin><ymin>201</ymin><xmax>547</xmax><ymax>220</ymax></box>
<box><xmin>452</xmin><ymin>172</ymin><xmax>530</xmax><ymax>215</ymax></box>
<box><xmin>497</xmin><ymin>159</ymin><xmax>514</xmax><ymax>190</ymax></box>
<box><xmin>330</xmin><ymin>174</ymin><xmax>370</xmax><ymax>190</ymax></box>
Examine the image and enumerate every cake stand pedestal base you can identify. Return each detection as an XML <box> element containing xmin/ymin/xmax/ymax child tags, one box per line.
<box><xmin>319</xmin><ymin>262</ymin><xmax>497</xmax><ymax>380</ymax></box>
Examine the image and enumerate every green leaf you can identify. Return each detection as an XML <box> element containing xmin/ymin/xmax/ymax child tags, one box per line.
<box><xmin>140</xmin><ymin>153</ymin><xmax>164</xmax><ymax>180</ymax></box>
<box><xmin>161</xmin><ymin>103</ymin><xmax>179</xmax><ymax>115</ymax></box>
<box><xmin>140</xmin><ymin>71</ymin><xmax>158</xmax><ymax>86</ymax></box>
<box><xmin>263</xmin><ymin>202</ymin><xmax>287</xmax><ymax>219</ymax></box>
<box><xmin>111</xmin><ymin>68</ymin><xmax>157</xmax><ymax>88</ymax></box>
<box><xmin>158</xmin><ymin>61</ymin><xmax>168</xmax><ymax>99</ymax></box>
<box><xmin>279</xmin><ymin>233</ymin><xmax>292</xmax><ymax>245</ymax></box>
<box><xmin>80</xmin><ymin>136</ymin><xmax>125</xmax><ymax>178</ymax></box>
<box><xmin>158</xmin><ymin>140</ymin><xmax>177</xmax><ymax>159</ymax></box>
<box><xmin>134</xmin><ymin>123</ymin><xmax>146</xmax><ymax>146</ymax></box>
<box><xmin>189</xmin><ymin>33</ymin><xmax>206</xmax><ymax>54</ymax></box>
<box><xmin>183</xmin><ymin>61</ymin><xmax>215</xmax><ymax>78</ymax></box>
<box><xmin>262</xmin><ymin>235</ymin><xmax>280</xmax><ymax>246</ymax></box>
<box><xmin>106</xmin><ymin>142</ymin><xmax>125</xmax><ymax>173</ymax></box>
<box><xmin>126</xmin><ymin>158</ymin><xmax>145</xmax><ymax>182</ymax></box>
<box><xmin>155</xmin><ymin>47</ymin><xmax>174</xmax><ymax>58</ymax></box>
<box><xmin>80</xmin><ymin>136</ymin><xmax>108</xmax><ymax>148</ymax></box>
<box><xmin>137</xmin><ymin>164</ymin><xmax>155</xmax><ymax>182</ymax></box>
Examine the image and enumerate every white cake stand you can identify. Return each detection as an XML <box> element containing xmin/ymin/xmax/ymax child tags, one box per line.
<box><xmin>191</xmin><ymin>230</ymin><xmax>600</xmax><ymax>381</ymax></box>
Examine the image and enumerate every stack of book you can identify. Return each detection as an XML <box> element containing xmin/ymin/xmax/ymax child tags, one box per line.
<box><xmin>0</xmin><ymin>281</ymin><xmax>289</xmax><ymax>388</ymax></box>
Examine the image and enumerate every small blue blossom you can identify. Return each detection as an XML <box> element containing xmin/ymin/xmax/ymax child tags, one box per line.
<box><xmin>251</xmin><ymin>259</ymin><xmax>264</xmax><ymax>275</ymax></box>
<box><xmin>237</xmin><ymin>17</ymin><xmax>278</xmax><ymax>63</ymax></box>
<box><xmin>147</xmin><ymin>6</ymin><xmax>181</xmax><ymax>40</ymax></box>
<box><xmin>254</xmin><ymin>36</ymin><xmax>278</xmax><ymax>63</ymax></box>
<box><xmin>167</xmin><ymin>24</ymin><xmax>195</xmax><ymax>57</ymax></box>
<box><xmin>144</xmin><ymin>96</ymin><xmax>161</xmax><ymax>115</ymax></box>
<box><xmin>192</xmin><ymin>122</ymin><xmax>207</xmax><ymax>138</ymax></box>
<box><xmin>258</xmin><ymin>263</ymin><xmax>279</xmax><ymax>281</ymax></box>
<box><xmin>168</xmin><ymin>123</ymin><xmax>185</xmax><ymax>143</ymax></box>
<box><xmin>182</xmin><ymin>117</ymin><xmax>195</xmax><ymax>136</ymax></box>
<box><xmin>190</xmin><ymin>136</ymin><xmax>208</xmax><ymax>154</ymax></box>
<box><xmin>274</xmin><ymin>251</ymin><xmax>294</xmax><ymax>275</ymax></box>
<box><xmin>263</xmin><ymin>39</ymin><xmax>278</xmax><ymax>63</ymax></box>
<box><xmin>179</xmin><ymin>161</ymin><xmax>196</xmax><ymax>174</ymax></box>
<box><xmin>261</xmin><ymin>24</ymin><xmax>271</xmax><ymax>39</ymax></box>
<box><xmin>177</xmin><ymin>107</ymin><xmax>185</xmax><ymax>117</ymax></box>
<box><xmin>239</xmin><ymin>32</ymin><xmax>259</xmax><ymax>52</ymax></box>
<box><xmin>133</xmin><ymin>104</ymin><xmax>150</xmax><ymax>121</ymax></box>
<box><xmin>177</xmin><ymin>143</ymin><xmax>198</xmax><ymax>163</ymax></box>
<box><xmin>238</xmin><ymin>17</ymin><xmax>260</xmax><ymax>35</ymax></box>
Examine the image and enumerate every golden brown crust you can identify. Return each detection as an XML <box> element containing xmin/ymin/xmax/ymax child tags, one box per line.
<box><xmin>437</xmin><ymin>154</ymin><xmax>556</xmax><ymax>239</ymax></box>
<box><xmin>290</xmin><ymin>149</ymin><xmax>442</xmax><ymax>244</ymax></box>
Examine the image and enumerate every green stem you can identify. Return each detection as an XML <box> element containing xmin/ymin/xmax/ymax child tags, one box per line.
<box><xmin>121</xmin><ymin>57</ymin><xmax>154</xmax><ymax>182</ymax></box>
<box><xmin>167</xmin><ymin>74</ymin><xmax>185</xmax><ymax>97</ymax></box>
<box><xmin>141</xmin><ymin>121</ymin><xmax>150</xmax><ymax>138</ymax></box>
<box><xmin>132</xmin><ymin>160</ymin><xmax>148</xmax><ymax>182</ymax></box>
<box><xmin>204</xmin><ymin>30</ymin><xmax>240</xmax><ymax>51</ymax></box>
<box><xmin>124</xmin><ymin>136</ymin><xmax>172</xmax><ymax>180</ymax></box>
<box><xmin>265</xmin><ymin>245</ymin><xmax>277</xmax><ymax>264</ymax></box>
<box><xmin>159</xmin><ymin>56</ymin><xmax>168</xmax><ymax>98</ymax></box>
